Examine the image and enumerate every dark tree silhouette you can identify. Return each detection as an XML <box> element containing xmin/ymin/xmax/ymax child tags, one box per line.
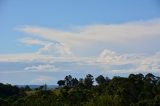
<box><xmin>84</xmin><ymin>74</ymin><xmax>94</xmax><ymax>88</ymax></box>
<box><xmin>96</xmin><ymin>75</ymin><xmax>106</xmax><ymax>85</ymax></box>
<box><xmin>57</xmin><ymin>80</ymin><xmax>65</xmax><ymax>87</ymax></box>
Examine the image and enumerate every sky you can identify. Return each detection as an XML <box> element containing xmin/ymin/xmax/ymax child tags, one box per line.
<box><xmin>0</xmin><ymin>0</ymin><xmax>160</xmax><ymax>85</ymax></box>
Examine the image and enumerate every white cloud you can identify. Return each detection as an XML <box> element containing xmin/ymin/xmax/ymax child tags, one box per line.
<box><xmin>97</xmin><ymin>49</ymin><xmax>160</xmax><ymax>74</ymax></box>
<box><xmin>20</xmin><ymin>37</ymin><xmax>73</xmax><ymax>57</ymax></box>
<box><xmin>24</xmin><ymin>64</ymin><xmax>58</xmax><ymax>72</ymax></box>
<box><xmin>0</xmin><ymin>53</ymin><xmax>39</xmax><ymax>62</ymax></box>
<box><xmin>97</xmin><ymin>49</ymin><xmax>146</xmax><ymax>65</ymax></box>
<box><xmin>20</xmin><ymin>38</ymin><xmax>47</xmax><ymax>46</ymax></box>
<box><xmin>1</xmin><ymin>19</ymin><xmax>160</xmax><ymax>75</ymax></box>
<box><xmin>37</xmin><ymin>43</ymin><xmax>73</xmax><ymax>56</ymax></box>
<box><xmin>0</xmin><ymin>49</ymin><xmax>159</xmax><ymax>74</ymax></box>
<box><xmin>18</xmin><ymin>19</ymin><xmax>160</xmax><ymax>49</ymax></box>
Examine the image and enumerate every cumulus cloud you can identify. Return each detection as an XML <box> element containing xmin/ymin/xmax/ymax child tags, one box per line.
<box><xmin>97</xmin><ymin>49</ymin><xmax>160</xmax><ymax>74</ymax></box>
<box><xmin>20</xmin><ymin>37</ymin><xmax>73</xmax><ymax>57</ymax></box>
<box><xmin>37</xmin><ymin>43</ymin><xmax>73</xmax><ymax>56</ymax></box>
<box><xmin>97</xmin><ymin>49</ymin><xmax>145</xmax><ymax>65</ymax></box>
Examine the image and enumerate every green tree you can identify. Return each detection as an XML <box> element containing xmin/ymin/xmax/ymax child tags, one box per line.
<box><xmin>96</xmin><ymin>75</ymin><xmax>106</xmax><ymax>85</ymax></box>
<box><xmin>65</xmin><ymin>75</ymin><xmax>73</xmax><ymax>87</ymax></box>
<box><xmin>84</xmin><ymin>74</ymin><xmax>94</xmax><ymax>88</ymax></box>
<box><xmin>57</xmin><ymin>80</ymin><xmax>65</xmax><ymax>87</ymax></box>
<box><xmin>71</xmin><ymin>78</ymin><xmax>79</xmax><ymax>87</ymax></box>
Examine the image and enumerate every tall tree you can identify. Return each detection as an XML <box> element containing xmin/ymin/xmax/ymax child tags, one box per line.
<box><xmin>65</xmin><ymin>75</ymin><xmax>73</xmax><ymax>87</ymax></box>
<box><xmin>71</xmin><ymin>78</ymin><xmax>79</xmax><ymax>87</ymax></box>
<box><xmin>84</xmin><ymin>74</ymin><xmax>94</xmax><ymax>88</ymax></box>
<box><xmin>96</xmin><ymin>75</ymin><xmax>106</xmax><ymax>85</ymax></box>
<box><xmin>57</xmin><ymin>80</ymin><xmax>65</xmax><ymax>87</ymax></box>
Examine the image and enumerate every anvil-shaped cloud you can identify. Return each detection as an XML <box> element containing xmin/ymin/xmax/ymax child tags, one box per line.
<box><xmin>1</xmin><ymin>19</ymin><xmax>160</xmax><ymax>84</ymax></box>
<box><xmin>18</xmin><ymin>18</ymin><xmax>160</xmax><ymax>48</ymax></box>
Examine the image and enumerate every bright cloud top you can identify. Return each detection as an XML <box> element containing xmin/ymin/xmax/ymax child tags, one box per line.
<box><xmin>18</xmin><ymin>19</ymin><xmax>160</xmax><ymax>49</ymax></box>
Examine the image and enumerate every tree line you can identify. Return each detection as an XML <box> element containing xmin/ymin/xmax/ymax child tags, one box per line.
<box><xmin>1</xmin><ymin>73</ymin><xmax>160</xmax><ymax>106</ymax></box>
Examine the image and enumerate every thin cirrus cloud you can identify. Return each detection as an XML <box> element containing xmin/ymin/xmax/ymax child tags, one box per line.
<box><xmin>18</xmin><ymin>18</ymin><xmax>160</xmax><ymax>49</ymax></box>
<box><xmin>20</xmin><ymin>38</ymin><xmax>49</xmax><ymax>46</ymax></box>
<box><xmin>24</xmin><ymin>64</ymin><xmax>58</xmax><ymax>72</ymax></box>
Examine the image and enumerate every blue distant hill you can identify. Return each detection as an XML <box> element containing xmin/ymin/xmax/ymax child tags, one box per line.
<box><xmin>16</xmin><ymin>85</ymin><xmax>57</xmax><ymax>90</ymax></box>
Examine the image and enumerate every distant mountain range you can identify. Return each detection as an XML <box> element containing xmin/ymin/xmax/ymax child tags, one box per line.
<box><xmin>16</xmin><ymin>85</ymin><xmax>57</xmax><ymax>90</ymax></box>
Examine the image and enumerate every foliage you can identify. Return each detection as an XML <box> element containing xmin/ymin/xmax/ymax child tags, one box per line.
<box><xmin>1</xmin><ymin>73</ymin><xmax>160</xmax><ymax>106</ymax></box>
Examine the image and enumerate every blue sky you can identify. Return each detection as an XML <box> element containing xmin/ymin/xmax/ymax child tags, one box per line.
<box><xmin>0</xmin><ymin>0</ymin><xmax>160</xmax><ymax>85</ymax></box>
